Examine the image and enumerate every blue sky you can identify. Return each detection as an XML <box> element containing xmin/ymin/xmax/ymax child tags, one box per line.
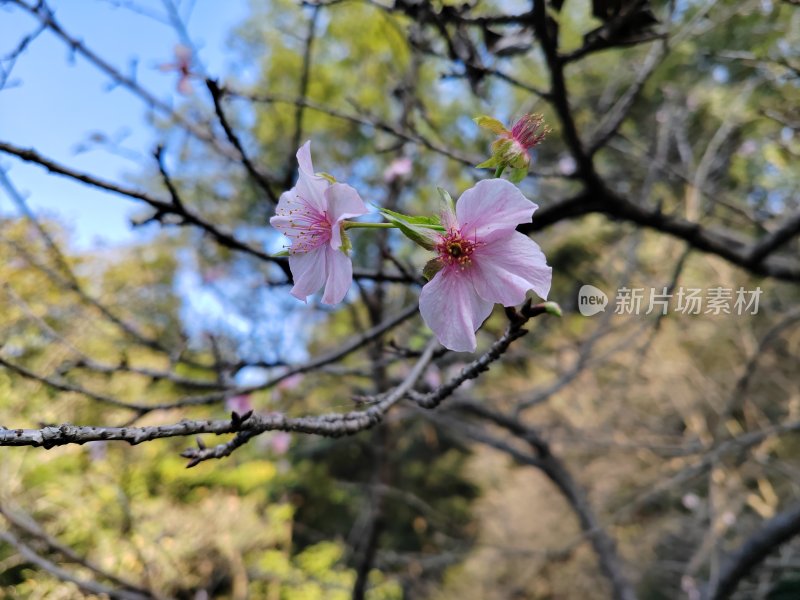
<box><xmin>0</xmin><ymin>0</ymin><xmax>250</xmax><ymax>248</ymax></box>
<box><xmin>0</xmin><ymin>1</ymin><xmax>335</xmax><ymax>366</ymax></box>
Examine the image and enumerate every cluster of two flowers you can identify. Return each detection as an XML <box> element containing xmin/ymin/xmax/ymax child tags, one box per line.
<box><xmin>270</xmin><ymin>141</ymin><xmax>552</xmax><ymax>352</ymax></box>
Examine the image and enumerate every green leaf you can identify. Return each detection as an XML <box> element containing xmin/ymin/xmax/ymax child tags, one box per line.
<box><xmin>378</xmin><ymin>208</ymin><xmax>439</xmax><ymax>250</ymax></box>
<box><xmin>508</xmin><ymin>167</ymin><xmax>528</xmax><ymax>183</ymax></box>
<box><xmin>271</xmin><ymin>249</ymin><xmax>290</xmax><ymax>257</ymax></box>
<box><xmin>475</xmin><ymin>156</ymin><xmax>499</xmax><ymax>169</ymax></box>
<box><xmin>473</xmin><ymin>115</ymin><xmax>509</xmax><ymax>135</ymax></box>
<box><xmin>378</xmin><ymin>207</ymin><xmax>441</xmax><ymax>227</ymax></box>
<box><xmin>422</xmin><ymin>258</ymin><xmax>443</xmax><ymax>281</ymax></box>
<box><xmin>436</xmin><ymin>187</ymin><xmax>456</xmax><ymax>214</ymax></box>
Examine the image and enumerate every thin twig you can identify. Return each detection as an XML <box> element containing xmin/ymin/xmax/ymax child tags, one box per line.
<box><xmin>0</xmin><ymin>529</ymin><xmax>151</xmax><ymax>600</ymax></box>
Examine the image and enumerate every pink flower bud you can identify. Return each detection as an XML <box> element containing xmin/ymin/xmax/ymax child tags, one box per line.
<box><xmin>474</xmin><ymin>113</ymin><xmax>550</xmax><ymax>181</ymax></box>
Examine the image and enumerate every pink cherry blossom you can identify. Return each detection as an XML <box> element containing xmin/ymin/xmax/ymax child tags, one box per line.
<box><xmin>270</xmin><ymin>141</ymin><xmax>367</xmax><ymax>304</ymax></box>
<box><xmin>270</xmin><ymin>432</ymin><xmax>292</xmax><ymax>455</ymax></box>
<box><xmin>158</xmin><ymin>45</ymin><xmax>193</xmax><ymax>95</ymax></box>
<box><xmin>419</xmin><ymin>179</ymin><xmax>551</xmax><ymax>352</ymax></box>
<box><xmin>226</xmin><ymin>394</ymin><xmax>253</xmax><ymax>415</ymax></box>
<box><xmin>383</xmin><ymin>157</ymin><xmax>413</xmax><ymax>183</ymax></box>
<box><xmin>277</xmin><ymin>373</ymin><xmax>303</xmax><ymax>391</ymax></box>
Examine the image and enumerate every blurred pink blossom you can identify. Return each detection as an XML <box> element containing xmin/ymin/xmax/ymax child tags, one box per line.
<box><xmin>226</xmin><ymin>394</ymin><xmax>253</xmax><ymax>414</ymax></box>
<box><xmin>424</xmin><ymin>367</ymin><xmax>442</xmax><ymax>389</ymax></box>
<box><xmin>738</xmin><ymin>140</ymin><xmax>758</xmax><ymax>156</ymax></box>
<box><xmin>278</xmin><ymin>373</ymin><xmax>303</xmax><ymax>391</ymax></box>
<box><xmin>202</xmin><ymin>266</ymin><xmax>226</xmax><ymax>283</ymax></box>
<box><xmin>383</xmin><ymin>157</ymin><xmax>412</xmax><ymax>183</ymax></box>
<box><xmin>558</xmin><ymin>155</ymin><xmax>576</xmax><ymax>175</ymax></box>
<box><xmin>86</xmin><ymin>440</ymin><xmax>107</xmax><ymax>462</ymax></box>
<box><xmin>681</xmin><ymin>576</ymin><xmax>700</xmax><ymax>600</ymax></box>
<box><xmin>682</xmin><ymin>492</ymin><xmax>701</xmax><ymax>511</ymax></box>
<box><xmin>158</xmin><ymin>45</ymin><xmax>193</xmax><ymax>95</ymax></box>
<box><xmin>270</xmin><ymin>432</ymin><xmax>292</xmax><ymax>455</ymax></box>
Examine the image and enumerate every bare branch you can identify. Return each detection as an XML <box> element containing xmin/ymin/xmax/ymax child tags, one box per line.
<box><xmin>180</xmin><ymin>338</ymin><xmax>438</xmax><ymax>466</ymax></box>
<box><xmin>531</xmin><ymin>0</ymin><xmax>594</xmax><ymax>182</ymax></box>
<box><xmin>413</xmin><ymin>301</ymin><xmax>557</xmax><ymax>410</ymax></box>
<box><xmin>0</xmin><ymin>529</ymin><xmax>152</xmax><ymax>600</ymax></box>
<box><xmin>748</xmin><ymin>211</ymin><xmax>800</xmax><ymax>265</ymax></box>
<box><xmin>206</xmin><ymin>79</ymin><xmax>280</xmax><ymax>204</ymax></box>
<box><xmin>0</xmin><ymin>505</ymin><xmax>153</xmax><ymax>597</ymax></box>
<box><xmin>0</xmin><ymin>303</ymin><xmax>560</xmax><ymax>452</ymax></box>
<box><xmin>431</xmin><ymin>403</ymin><xmax>636</xmax><ymax>600</ymax></box>
<box><xmin>7</xmin><ymin>0</ymin><xmax>233</xmax><ymax>159</ymax></box>
<box><xmin>707</xmin><ymin>502</ymin><xmax>800</xmax><ymax>600</ymax></box>
<box><xmin>521</xmin><ymin>188</ymin><xmax>800</xmax><ymax>282</ymax></box>
<box><xmin>0</xmin><ymin>139</ymin><xmax>284</xmax><ymax>266</ymax></box>
<box><xmin>288</xmin><ymin>5</ymin><xmax>321</xmax><ymax>168</ymax></box>
<box><xmin>588</xmin><ymin>40</ymin><xmax>668</xmax><ymax>154</ymax></box>
<box><xmin>0</xmin><ymin>302</ymin><xmax>420</xmax><ymax>416</ymax></box>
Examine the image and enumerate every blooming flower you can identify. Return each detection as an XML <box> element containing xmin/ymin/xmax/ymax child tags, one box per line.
<box><xmin>270</xmin><ymin>141</ymin><xmax>367</xmax><ymax>304</ymax></box>
<box><xmin>419</xmin><ymin>179</ymin><xmax>551</xmax><ymax>352</ymax></box>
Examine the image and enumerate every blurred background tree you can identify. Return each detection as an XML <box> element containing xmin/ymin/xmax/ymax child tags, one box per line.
<box><xmin>0</xmin><ymin>0</ymin><xmax>799</xmax><ymax>598</ymax></box>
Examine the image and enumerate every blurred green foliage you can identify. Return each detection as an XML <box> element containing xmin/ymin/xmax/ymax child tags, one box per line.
<box><xmin>1</xmin><ymin>0</ymin><xmax>800</xmax><ymax>598</ymax></box>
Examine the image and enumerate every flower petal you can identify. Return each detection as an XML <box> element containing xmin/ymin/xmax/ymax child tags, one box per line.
<box><xmin>470</xmin><ymin>232</ymin><xmax>552</xmax><ymax>306</ymax></box>
<box><xmin>271</xmin><ymin>189</ymin><xmax>313</xmax><ymax>240</ymax></box>
<box><xmin>296</xmin><ymin>140</ymin><xmax>315</xmax><ymax>176</ymax></box>
<box><xmin>288</xmin><ymin>245</ymin><xmax>327</xmax><ymax>301</ymax></box>
<box><xmin>295</xmin><ymin>141</ymin><xmax>329</xmax><ymax>213</ymax></box>
<box><xmin>419</xmin><ymin>269</ymin><xmax>493</xmax><ymax>352</ymax></box>
<box><xmin>321</xmin><ymin>246</ymin><xmax>353</xmax><ymax>305</ymax></box>
<box><xmin>326</xmin><ymin>183</ymin><xmax>368</xmax><ymax>222</ymax></box>
<box><xmin>455</xmin><ymin>179</ymin><xmax>537</xmax><ymax>243</ymax></box>
<box><xmin>326</xmin><ymin>183</ymin><xmax>367</xmax><ymax>249</ymax></box>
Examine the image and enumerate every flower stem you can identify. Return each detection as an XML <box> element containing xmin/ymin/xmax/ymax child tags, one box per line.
<box><xmin>343</xmin><ymin>221</ymin><xmax>445</xmax><ymax>231</ymax></box>
<box><xmin>342</xmin><ymin>221</ymin><xmax>396</xmax><ymax>230</ymax></box>
<box><xmin>494</xmin><ymin>165</ymin><xmax>506</xmax><ymax>178</ymax></box>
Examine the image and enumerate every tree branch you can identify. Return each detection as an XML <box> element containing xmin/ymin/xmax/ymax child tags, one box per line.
<box><xmin>7</xmin><ymin>0</ymin><xmax>235</xmax><ymax>160</ymax></box>
<box><xmin>206</xmin><ymin>78</ymin><xmax>280</xmax><ymax>204</ymax></box>
<box><xmin>521</xmin><ymin>188</ymin><xmax>800</xmax><ymax>282</ymax></box>
<box><xmin>0</xmin><ymin>529</ymin><xmax>152</xmax><ymax>600</ymax></box>
<box><xmin>181</xmin><ymin>337</ymin><xmax>438</xmax><ymax>466</ymax></box>
<box><xmin>431</xmin><ymin>403</ymin><xmax>636</xmax><ymax>600</ymax></box>
<box><xmin>0</xmin><ymin>505</ymin><xmax>153</xmax><ymax>597</ymax></box>
<box><xmin>708</xmin><ymin>501</ymin><xmax>800</xmax><ymax>600</ymax></box>
<box><xmin>412</xmin><ymin>301</ymin><xmax>556</xmax><ymax>410</ymax></box>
